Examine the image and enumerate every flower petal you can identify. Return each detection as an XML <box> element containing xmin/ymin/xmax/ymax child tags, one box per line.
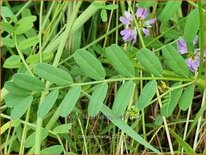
<box><xmin>125</xmin><ymin>11</ymin><xmax>133</xmax><ymax>21</ymax></box>
<box><xmin>119</xmin><ymin>16</ymin><xmax>130</xmax><ymax>25</ymax></box>
<box><xmin>136</xmin><ymin>8</ymin><xmax>148</xmax><ymax>19</ymax></box>
<box><xmin>142</xmin><ymin>28</ymin><xmax>150</xmax><ymax>36</ymax></box>
<box><xmin>145</xmin><ymin>18</ymin><xmax>156</xmax><ymax>26</ymax></box>
<box><xmin>120</xmin><ymin>29</ymin><xmax>130</xmax><ymax>36</ymax></box>
<box><xmin>186</xmin><ymin>55</ymin><xmax>200</xmax><ymax>72</ymax></box>
<box><xmin>177</xmin><ymin>38</ymin><xmax>188</xmax><ymax>54</ymax></box>
<box><xmin>193</xmin><ymin>35</ymin><xmax>198</xmax><ymax>45</ymax></box>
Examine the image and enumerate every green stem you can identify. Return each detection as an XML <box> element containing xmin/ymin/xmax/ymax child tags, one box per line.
<box><xmin>197</xmin><ymin>1</ymin><xmax>205</xmax><ymax>76</ymax></box>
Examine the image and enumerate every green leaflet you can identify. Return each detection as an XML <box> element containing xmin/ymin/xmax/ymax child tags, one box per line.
<box><xmin>15</xmin><ymin>22</ymin><xmax>33</xmax><ymax>35</ymax></box>
<box><xmin>162</xmin><ymin>45</ymin><xmax>189</xmax><ymax>77</ymax></box>
<box><xmin>178</xmin><ymin>84</ymin><xmax>195</xmax><ymax>111</ymax></box>
<box><xmin>25</xmin><ymin>129</ymin><xmax>49</xmax><ymax>148</ymax></box>
<box><xmin>59</xmin><ymin>86</ymin><xmax>81</xmax><ymax>117</ymax></box>
<box><xmin>16</xmin><ymin>16</ymin><xmax>37</xmax><ymax>25</ymax></box>
<box><xmin>74</xmin><ymin>49</ymin><xmax>106</xmax><ymax>80</ymax></box>
<box><xmin>11</xmin><ymin>96</ymin><xmax>33</xmax><ymax>119</ymax></box>
<box><xmin>169</xmin><ymin>129</ymin><xmax>196</xmax><ymax>154</ymax></box>
<box><xmin>40</xmin><ymin>145</ymin><xmax>64</xmax><ymax>154</ymax></box>
<box><xmin>136</xmin><ymin>48</ymin><xmax>163</xmax><ymax>76</ymax></box>
<box><xmin>2</xmin><ymin>37</ymin><xmax>15</xmax><ymax>48</ymax></box>
<box><xmin>101</xmin><ymin>9</ymin><xmax>107</xmax><ymax>22</ymax></box>
<box><xmin>26</xmin><ymin>52</ymin><xmax>53</xmax><ymax>64</ymax></box>
<box><xmin>106</xmin><ymin>44</ymin><xmax>135</xmax><ymax>77</ymax></box>
<box><xmin>2</xmin><ymin>21</ymin><xmax>14</xmax><ymax>34</ymax></box>
<box><xmin>184</xmin><ymin>9</ymin><xmax>200</xmax><ymax>43</ymax></box>
<box><xmin>19</xmin><ymin>36</ymin><xmax>39</xmax><ymax>50</ymax></box>
<box><xmin>4</xmin><ymin>81</ymin><xmax>30</xmax><ymax>96</ymax></box>
<box><xmin>88</xmin><ymin>83</ymin><xmax>108</xmax><ymax>117</ymax></box>
<box><xmin>3</xmin><ymin>55</ymin><xmax>21</xmax><ymax>69</ymax></box>
<box><xmin>37</xmin><ymin>89</ymin><xmax>59</xmax><ymax>118</ymax></box>
<box><xmin>13</xmin><ymin>73</ymin><xmax>45</xmax><ymax>91</ymax></box>
<box><xmin>101</xmin><ymin>104</ymin><xmax>160</xmax><ymax>153</ymax></box>
<box><xmin>161</xmin><ymin>82</ymin><xmax>183</xmax><ymax>117</ymax></box>
<box><xmin>4</xmin><ymin>93</ymin><xmax>30</xmax><ymax>107</ymax></box>
<box><xmin>138</xmin><ymin>1</ymin><xmax>157</xmax><ymax>8</ymax></box>
<box><xmin>53</xmin><ymin>123</ymin><xmax>72</xmax><ymax>134</ymax></box>
<box><xmin>158</xmin><ymin>1</ymin><xmax>182</xmax><ymax>23</ymax></box>
<box><xmin>112</xmin><ymin>81</ymin><xmax>136</xmax><ymax>116</ymax></box>
<box><xmin>136</xmin><ymin>80</ymin><xmax>157</xmax><ymax>110</ymax></box>
<box><xmin>34</xmin><ymin>63</ymin><xmax>73</xmax><ymax>86</ymax></box>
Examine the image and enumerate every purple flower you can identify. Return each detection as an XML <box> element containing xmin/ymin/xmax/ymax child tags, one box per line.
<box><xmin>119</xmin><ymin>11</ymin><xmax>133</xmax><ymax>25</ymax></box>
<box><xmin>120</xmin><ymin>28</ymin><xmax>137</xmax><ymax>44</ymax></box>
<box><xmin>177</xmin><ymin>36</ymin><xmax>199</xmax><ymax>54</ymax></box>
<box><xmin>186</xmin><ymin>54</ymin><xmax>200</xmax><ymax>72</ymax></box>
<box><xmin>136</xmin><ymin>8</ymin><xmax>156</xmax><ymax>36</ymax></box>
<box><xmin>176</xmin><ymin>36</ymin><xmax>201</xmax><ymax>72</ymax></box>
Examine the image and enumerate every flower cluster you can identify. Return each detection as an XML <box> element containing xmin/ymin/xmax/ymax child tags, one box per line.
<box><xmin>119</xmin><ymin>8</ymin><xmax>156</xmax><ymax>44</ymax></box>
<box><xmin>176</xmin><ymin>36</ymin><xmax>201</xmax><ymax>72</ymax></box>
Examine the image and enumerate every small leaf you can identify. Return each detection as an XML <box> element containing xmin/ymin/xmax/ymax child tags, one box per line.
<box><xmin>40</xmin><ymin>145</ymin><xmax>64</xmax><ymax>154</ymax></box>
<box><xmin>37</xmin><ymin>89</ymin><xmax>59</xmax><ymax>118</ymax></box>
<box><xmin>106</xmin><ymin>44</ymin><xmax>135</xmax><ymax>77</ymax></box>
<box><xmin>136</xmin><ymin>80</ymin><xmax>157</xmax><ymax>110</ymax></box>
<box><xmin>4</xmin><ymin>94</ymin><xmax>28</xmax><ymax>107</ymax></box>
<box><xmin>169</xmin><ymin>129</ymin><xmax>196</xmax><ymax>154</ymax></box>
<box><xmin>53</xmin><ymin>124</ymin><xmax>72</xmax><ymax>134</ymax></box>
<box><xmin>2</xmin><ymin>21</ymin><xmax>14</xmax><ymax>33</ymax></box>
<box><xmin>101</xmin><ymin>105</ymin><xmax>160</xmax><ymax>153</ymax></box>
<box><xmin>162</xmin><ymin>45</ymin><xmax>189</xmax><ymax>77</ymax></box>
<box><xmin>161</xmin><ymin>82</ymin><xmax>183</xmax><ymax>117</ymax></box>
<box><xmin>88</xmin><ymin>83</ymin><xmax>108</xmax><ymax>117</ymax></box>
<box><xmin>179</xmin><ymin>84</ymin><xmax>194</xmax><ymax>111</ymax></box>
<box><xmin>25</xmin><ymin>129</ymin><xmax>48</xmax><ymax>148</ymax></box>
<box><xmin>16</xmin><ymin>16</ymin><xmax>37</xmax><ymax>25</ymax></box>
<box><xmin>93</xmin><ymin>2</ymin><xmax>105</xmax><ymax>9</ymax></box>
<box><xmin>2</xmin><ymin>37</ymin><xmax>15</xmax><ymax>48</ymax></box>
<box><xmin>15</xmin><ymin>22</ymin><xmax>33</xmax><ymax>35</ymax></box>
<box><xmin>74</xmin><ymin>49</ymin><xmax>106</xmax><ymax>80</ymax></box>
<box><xmin>19</xmin><ymin>36</ymin><xmax>39</xmax><ymax>50</ymax></box>
<box><xmin>112</xmin><ymin>81</ymin><xmax>136</xmax><ymax>115</ymax></box>
<box><xmin>3</xmin><ymin>55</ymin><xmax>21</xmax><ymax>68</ymax></box>
<box><xmin>105</xmin><ymin>4</ymin><xmax>118</xmax><ymax>10</ymax></box>
<box><xmin>2</xmin><ymin>6</ymin><xmax>15</xmax><ymax>18</ymax></box>
<box><xmin>11</xmin><ymin>96</ymin><xmax>33</xmax><ymax>119</ymax></box>
<box><xmin>136</xmin><ymin>48</ymin><xmax>163</xmax><ymax>76</ymax></box>
<box><xmin>101</xmin><ymin>9</ymin><xmax>107</xmax><ymax>22</ymax></box>
<box><xmin>59</xmin><ymin>86</ymin><xmax>81</xmax><ymax>117</ymax></box>
<box><xmin>13</xmin><ymin>73</ymin><xmax>45</xmax><ymax>91</ymax></box>
<box><xmin>184</xmin><ymin>9</ymin><xmax>200</xmax><ymax>43</ymax></box>
<box><xmin>138</xmin><ymin>1</ymin><xmax>157</xmax><ymax>8</ymax></box>
<box><xmin>158</xmin><ymin>1</ymin><xmax>182</xmax><ymax>23</ymax></box>
<box><xmin>4</xmin><ymin>81</ymin><xmax>30</xmax><ymax>96</ymax></box>
<box><xmin>26</xmin><ymin>52</ymin><xmax>53</xmax><ymax>64</ymax></box>
<box><xmin>34</xmin><ymin>63</ymin><xmax>73</xmax><ymax>86</ymax></box>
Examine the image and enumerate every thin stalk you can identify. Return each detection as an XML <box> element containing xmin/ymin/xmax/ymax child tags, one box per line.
<box><xmin>39</xmin><ymin>1</ymin><xmax>43</xmax><ymax>62</ymax></box>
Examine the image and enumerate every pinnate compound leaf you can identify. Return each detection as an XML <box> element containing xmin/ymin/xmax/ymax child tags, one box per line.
<box><xmin>106</xmin><ymin>44</ymin><xmax>135</xmax><ymax>77</ymax></box>
<box><xmin>136</xmin><ymin>48</ymin><xmax>163</xmax><ymax>76</ymax></box>
<box><xmin>88</xmin><ymin>83</ymin><xmax>108</xmax><ymax>117</ymax></box>
<box><xmin>74</xmin><ymin>49</ymin><xmax>106</xmax><ymax>80</ymax></box>
<box><xmin>136</xmin><ymin>80</ymin><xmax>157</xmax><ymax>110</ymax></box>
<box><xmin>34</xmin><ymin>63</ymin><xmax>73</xmax><ymax>86</ymax></box>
